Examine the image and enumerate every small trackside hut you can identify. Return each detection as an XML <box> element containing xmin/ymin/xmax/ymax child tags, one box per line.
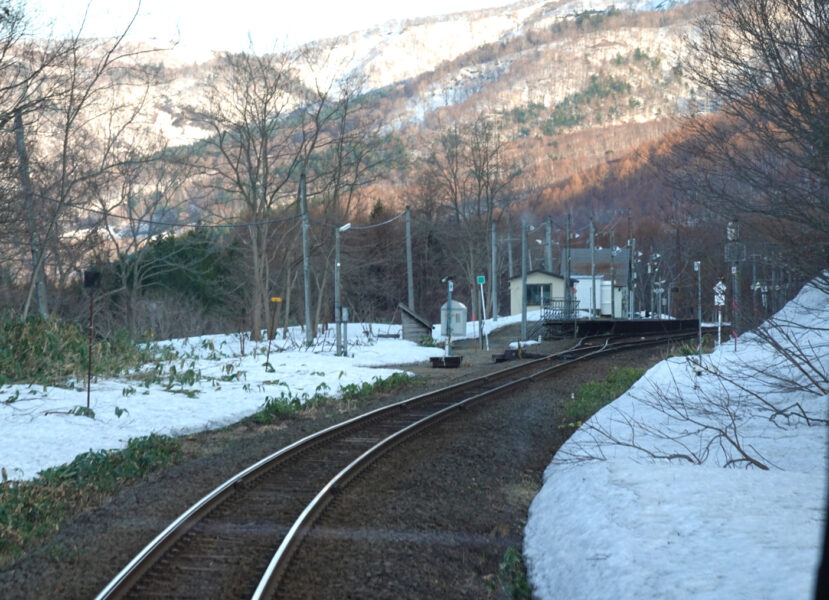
<box><xmin>398</xmin><ymin>303</ymin><xmax>432</xmax><ymax>343</ymax></box>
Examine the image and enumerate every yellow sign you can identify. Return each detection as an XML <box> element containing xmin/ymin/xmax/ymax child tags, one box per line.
<box><xmin>270</xmin><ymin>297</ymin><xmax>282</xmax><ymax>303</ymax></box>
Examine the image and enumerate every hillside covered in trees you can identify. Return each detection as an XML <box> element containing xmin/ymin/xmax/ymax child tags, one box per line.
<box><xmin>0</xmin><ymin>0</ymin><xmax>824</xmax><ymax>346</ymax></box>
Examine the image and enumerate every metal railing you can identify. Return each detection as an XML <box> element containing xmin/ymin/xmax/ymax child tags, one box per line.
<box><xmin>542</xmin><ymin>298</ymin><xmax>579</xmax><ymax>321</ymax></box>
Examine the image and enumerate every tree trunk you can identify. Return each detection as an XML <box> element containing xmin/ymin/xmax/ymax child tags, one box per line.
<box><xmin>16</xmin><ymin>109</ymin><xmax>47</xmax><ymax>318</ymax></box>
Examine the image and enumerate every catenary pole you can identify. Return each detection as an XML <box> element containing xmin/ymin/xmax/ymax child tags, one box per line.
<box><xmin>590</xmin><ymin>218</ymin><xmax>596</xmax><ymax>318</ymax></box>
<box><xmin>521</xmin><ymin>219</ymin><xmax>528</xmax><ymax>340</ymax></box>
<box><xmin>405</xmin><ymin>206</ymin><xmax>414</xmax><ymax>311</ymax></box>
<box><xmin>335</xmin><ymin>226</ymin><xmax>342</xmax><ymax>356</ymax></box>
<box><xmin>300</xmin><ymin>172</ymin><xmax>312</xmax><ymax>347</ymax></box>
<box><xmin>491</xmin><ymin>221</ymin><xmax>498</xmax><ymax>320</ymax></box>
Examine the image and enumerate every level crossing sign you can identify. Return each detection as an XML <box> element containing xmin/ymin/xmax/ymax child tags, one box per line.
<box><xmin>713</xmin><ymin>281</ymin><xmax>726</xmax><ymax>307</ymax></box>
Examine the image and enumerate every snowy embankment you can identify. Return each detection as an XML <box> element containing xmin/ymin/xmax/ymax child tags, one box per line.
<box><xmin>0</xmin><ymin>307</ymin><xmax>540</xmax><ymax>483</ymax></box>
<box><xmin>0</xmin><ymin>323</ymin><xmax>444</xmax><ymax>482</ymax></box>
<box><xmin>525</xmin><ymin>282</ymin><xmax>829</xmax><ymax>599</ymax></box>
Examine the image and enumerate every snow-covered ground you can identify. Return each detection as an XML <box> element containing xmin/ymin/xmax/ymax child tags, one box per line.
<box><xmin>0</xmin><ymin>323</ymin><xmax>440</xmax><ymax>481</ymax></box>
<box><xmin>2</xmin><ymin>285</ymin><xmax>826</xmax><ymax>598</ymax></box>
<box><xmin>0</xmin><ymin>310</ymin><xmax>535</xmax><ymax>482</ymax></box>
<box><xmin>525</xmin><ymin>281</ymin><xmax>829</xmax><ymax>599</ymax></box>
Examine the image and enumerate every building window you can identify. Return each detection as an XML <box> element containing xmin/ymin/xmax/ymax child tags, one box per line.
<box><xmin>526</xmin><ymin>284</ymin><xmax>551</xmax><ymax>306</ymax></box>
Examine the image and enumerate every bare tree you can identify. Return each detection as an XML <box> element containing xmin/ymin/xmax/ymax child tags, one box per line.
<box><xmin>560</xmin><ymin>282</ymin><xmax>828</xmax><ymax>471</ymax></box>
<box><xmin>0</xmin><ymin>1</ymin><xmax>167</xmax><ymax>319</ymax></box>
<box><xmin>678</xmin><ymin>0</ymin><xmax>829</xmax><ymax>289</ymax></box>
<box><xmin>420</xmin><ymin>114</ymin><xmax>520</xmax><ymax>319</ymax></box>
<box><xmin>189</xmin><ymin>46</ymin><xmax>341</xmax><ymax>339</ymax></box>
<box><xmin>91</xmin><ymin>141</ymin><xmax>195</xmax><ymax>338</ymax></box>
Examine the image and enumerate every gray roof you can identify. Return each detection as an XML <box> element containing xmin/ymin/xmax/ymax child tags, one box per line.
<box><xmin>508</xmin><ymin>269</ymin><xmax>573</xmax><ymax>282</ymax></box>
<box><xmin>563</xmin><ymin>248</ymin><xmax>630</xmax><ymax>281</ymax></box>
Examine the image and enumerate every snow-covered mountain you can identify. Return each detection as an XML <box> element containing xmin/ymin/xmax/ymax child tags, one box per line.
<box><xmin>131</xmin><ymin>0</ymin><xmax>704</xmax><ymax>146</ymax></box>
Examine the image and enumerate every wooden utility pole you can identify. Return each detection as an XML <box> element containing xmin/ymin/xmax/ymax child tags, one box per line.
<box><xmin>300</xmin><ymin>172</ymin><xmax>312</xmax><ymax>347</ymax></box>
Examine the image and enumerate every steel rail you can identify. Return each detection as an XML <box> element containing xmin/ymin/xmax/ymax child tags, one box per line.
<box><xmin>250</xmin><ymin>330</ymin><xmax>701</xmax><ymax>597</ymax></box>
<box><xmin>96</xmin><ymin>330</ymin><xmax>698</xmax><ymax>599</ymax></box>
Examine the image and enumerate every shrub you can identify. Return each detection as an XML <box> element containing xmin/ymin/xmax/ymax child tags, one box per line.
<box><xmin>0</xmin><ymin>433</ymin><xmax>181</xmax><ymax>564</ymax></box>
<box><xmin>497</xmin><ymin>547</ymin><xmax>531</xmax><ymax>599</ymax></box>
<box><xmin>563</xmin><ymin>366</ymin><xmax>645</xmax><ymax>424</ymax></box>
<box><xmin>0</xmin><ymin>314</ymin><xmax>148</xmax><ymax>385</ymax></box>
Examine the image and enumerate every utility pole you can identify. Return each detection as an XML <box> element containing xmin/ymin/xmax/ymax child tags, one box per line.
<box><xmin>610</xmin><ymin>229</ymin><xmax>616</xmax><ymax>318</ymax></box>
<box><xmin>521</xmin><ymin>219</ymin><xmax>528</xmax><ymax>340</ymax></box>
<box><xmin>589</xmin><ymin>218</ymin><xmax>596</xmax><ymax>318</ymax></box>
<box><xmin>335</xmin><ymin>226</ymin><xmax>341</xmax><ymax>355</ymax></box>
<box><xmin>334</xmin><ymin>223</ymin><xmax>350</xmax><ymax>356</ymax></box>
<box><xmin>491</xmin><ymin>221</ymin><xmax>498</xmax><ymax>320</ymax></box>
<box><xmin>544</xmin><ymin>216</ymin><xmax>553</xmax><ymax>272</ymax></box>
<box><xmin>628</xmin><ymin>238</ymin><xmax>636</xmax><ymax>319</ymax></box>
<box><xmin>726</xmin><ymin>220</ymin><xmax>744</xmax><ymax>345</ymax></box>
<box><xmin>694</xmin><ymin>260</ymin><xmax>702</xmax><ymax>360</ymax></box>
<box><xmin>444</xmin><ymin>277</ymin><xmax>454</xmax><ymax>357</ymax></box>
<box><xmin>507</xmin><ymin>233</ymin><xmax>514</xmax><ymax>280</ymax></box>
<box><xmin>300</xmin><ymin>172</ymin><xmax>312</xmax><ymax>347</ymax></box>
<box><xmin>405</xmin><ymin>206</ymin><xmax>414</xmax><ymax>311</ymax></box>
<box><xmin>565</xmin><ymin>213</ymin><xmax>572</xmax><ymax>316</ymax></box>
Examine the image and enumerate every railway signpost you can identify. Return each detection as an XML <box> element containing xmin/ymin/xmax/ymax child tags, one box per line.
<box><xmin>477</xmin><ymin>275</ymin><xmax>489</xmax><ymax>351</ymax></box>
<box><xmin>694</xmin><ymin>261</ymin><xmax>702</xmax><ymax>360</ymax></box>
<box><xmin>714</xmin><ymin>280</ymin><xmax>726</xmax><ymax>346</ymax></box>
<box><xmin>266</xmin><ymin>296</ymin><xmax>282</xmax><ymax>367</ymax></box>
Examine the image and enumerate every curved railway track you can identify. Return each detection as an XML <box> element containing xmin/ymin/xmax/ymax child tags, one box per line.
<box><xmin>96</xmin><ymin>330</ymin><xmax>702</xmax><ymax>600</ymax></box>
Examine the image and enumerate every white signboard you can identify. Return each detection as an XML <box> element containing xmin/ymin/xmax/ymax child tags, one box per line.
<box><xmin>713</xmin><ymin>281</ymin><xmax>727</xmax><ymax>307</ymax></box>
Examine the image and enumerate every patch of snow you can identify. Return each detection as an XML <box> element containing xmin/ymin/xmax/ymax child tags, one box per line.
<box><xmin>524</xmin><ymin>279</ymin><xmax>828</xmax><ymax>599</ymax></box>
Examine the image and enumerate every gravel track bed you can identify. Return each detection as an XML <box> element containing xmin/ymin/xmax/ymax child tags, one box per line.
<box><xmin>0</xmin><ymin>331</ymin><xmax>665</xmax><ymax>599</ymax></box>
<box><xmin>276</xmin><ymin>347</ymin><xmax>664</xmax><ymax>599</ymax></box>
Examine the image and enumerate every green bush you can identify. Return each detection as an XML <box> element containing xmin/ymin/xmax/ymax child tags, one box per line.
<box><xmin>0</xmin><ymin>314</ymin><xmax>148</xmax><ymax>386</ymax></box>
<box><xmin>37</xmin><ymin>434</ymin><xmax>181</xmax><ymax>492</ymax></box>
<box><xmin>252</xmin><ymin>393</ymin><xmax>302</xmax><ymax>423</ymax></box>
<box><xmin>0</xmin><ymin>433</ymin><xmax>180</xmax><ymax>564</ymax></box>
<box><xmin>497</xmin><ymin>547</ymin><xmax>531</xmax><ymax>599</ymax></box>
<box><xmin>563</xmin><ymin>366</ymin><xmax>645</xmax><ymax>423</ymax></box>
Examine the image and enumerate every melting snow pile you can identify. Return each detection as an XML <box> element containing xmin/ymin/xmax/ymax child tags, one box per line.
<box><xmin>525</xmin><ymin>281</ymin><xmax>828</xmax><ymax>599</ymax></box>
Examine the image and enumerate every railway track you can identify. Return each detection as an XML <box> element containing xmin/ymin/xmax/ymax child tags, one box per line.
<box><xmin>96</xmin><ymin>330</ymin><xmax>700</xmax><ymax>600</ymax></box>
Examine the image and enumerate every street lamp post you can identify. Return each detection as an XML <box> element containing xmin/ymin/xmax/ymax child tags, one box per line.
<box><xmin>694</xmin><ymin>261</ymin><xmax>702</xmax><ymax>360</ymax></box>
<box><xmin>300</xmin><ymin>172</ymin><xmax>313</xmax><ymax>347</ymax></box>
<box><xmin>521</xmin><ymin>222</ymin><xmax>533</xmax><ymax>340</ymax></box>
<box><xmin>335</xmin><ymin>222</ymin><xmax>351</xmax><ymax>356</ymax></box>
<box><xmin>443</xmin><ymin>276</ymin><xmax>454</xmax><ymax>357</ymax></box>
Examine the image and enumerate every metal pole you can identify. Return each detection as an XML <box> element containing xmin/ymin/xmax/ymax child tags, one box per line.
<box><xmin>266</xmin><ymin>298</ymin><xmax>280</xmax><ymax>365</ymax></box>
<box><xmin>446</xmin><ymin>279</ymin><xmax>453</xmax><ymax>357</ymax></box>
<box><xmin>628</xmin><ymin>238</ymin><xmax>636</xmax><ymax>319</ymax></box>
<box><xmin>544</xmin><ymin>216</ymin><xmax>553</xmax><ymax>272</ymax></box>
<box><xmin>405</xmin><ymin>206</ymin><xmax>414</xmax><ymax>311</ymax></box>
<box><xmin>610</xmin><ymin>229</ymin><xmax>616</xmax><ymax>318</ymax></box>
<box><xmin>491</xmin><ymin>221</ymin><xmax>498</xmax><ymax>320</ymax></box>
<box><xmin>87</xmin><ymin>287</ymin><xmax>94</xmax><ymax>409</ymax></box>
<box><xmin>695</xmin><ymin>261</ymin><xmax>702</xmax><ymax>360</ymax></box>
<box><xmin>300</xmin><ymin>172</ymin><xmax>312</xmax><ymax>347</ymax></box>
<box><xmin>342</xmin><ymin>308</ymin><xmax>348</xmax><ymax>357</ymax></box>
<box><xmin>521</xmin><ymin>220</ymin><xmax>528</xmax><ymax>340</ymax></box>
<box><xmin>507</xmin><ymin>233</ymin><xmax>514</xmax><ymax>280</ymax></box>
<box><xmin>732</xmin><ymin>263</ymin><xmax>738</xmax><ymax>350</ymax></box>
<box><xmin>335</xmin><ymin>226</ymin><xmax>341</xmax><ymax>356</ymax></box>
<box><xmin>565</xmin><ymin>213</ymin><xmax>572</xmax><ymax>314</ymax></box>
<box><xmin>589</xmin><ymin>218</ymin><xmax>595</xmax><ymax>318</ymax></box>
<box><xmin>480</xmin><ymin>281</ymin><xmax>489</xmax><ymax>350</ymax></box>
<box><xmin>752</xmin><ymin>254</ymin><xmax>758</xmax><ymax>318</ymax></box>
